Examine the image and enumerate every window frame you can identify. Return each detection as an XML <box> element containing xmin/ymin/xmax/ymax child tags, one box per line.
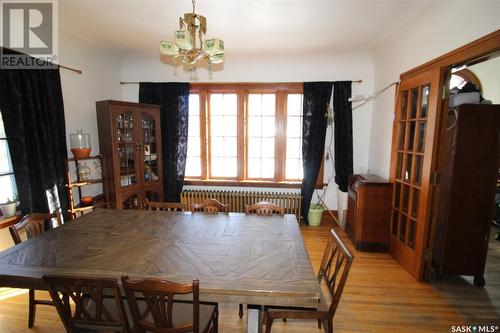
<box><xmin>185</xmin><ymin>83</ymin><xmax>324</xmax><ymax>188</ymax></box>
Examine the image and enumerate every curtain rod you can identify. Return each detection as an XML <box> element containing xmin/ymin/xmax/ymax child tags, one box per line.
<box><xmin>1</xmin><ymin>46</ymin><xmax>82</xmax><ymax>74</ymax></box>
<box><xmin>120</xmin><ymin>80</ymin><xmax>363</xmax><ymax>85</ymax></box>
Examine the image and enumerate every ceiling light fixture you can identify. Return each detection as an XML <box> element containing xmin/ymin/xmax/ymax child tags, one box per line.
<box><xmin>159</xmin><ymin>0</ymin><xmax>224</xmax><ymax>71</ymax></box>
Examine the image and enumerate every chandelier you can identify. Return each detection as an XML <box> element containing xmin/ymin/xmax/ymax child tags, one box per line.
<box><xmin>160</xmin><ymin>0</ymin><xmax>224</xmax><ymax>70</ymax></box>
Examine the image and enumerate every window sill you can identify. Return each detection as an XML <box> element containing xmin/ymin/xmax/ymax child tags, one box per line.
<box><xmin>184</xmin><ymin>179</ymin><xmax>326</xmax><ymax>189</ymax></box>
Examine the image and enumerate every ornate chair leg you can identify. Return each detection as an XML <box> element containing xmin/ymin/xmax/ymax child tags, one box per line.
<box><xmin>28</xmin><ymin>289</ymin><xmax>35</xmax><ymax>328</ymax></box>
<box><xmin>239</xmin><ymin>304</ymin><xmax>244</xmax><ymax>318</ymax></box>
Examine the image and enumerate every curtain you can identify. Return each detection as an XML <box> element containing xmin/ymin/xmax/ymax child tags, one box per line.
<box><xmin>333</xmin><ymin>81</ymin><xmax>353</xmax><ymax>192</ymax></box>
<box><xmin>0</xmin><ymin>48</ymin><xmax>68</xmax><ymax>216</ymax></box>
<box><xmin>301</xmin><ymin>82</ymin><xmax>333</xmax><ymax>225</ymax></box>
<box><xmin>139</xmin><ymin>83</ymin><xmax>189</xmax><ymax>202</ymax></box>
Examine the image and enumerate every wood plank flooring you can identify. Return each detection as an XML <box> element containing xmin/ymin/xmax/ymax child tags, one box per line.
<box><xmin>0</xmin><ymin>217</ymin><xmax>498</xmax><ymax>333</ymax></box>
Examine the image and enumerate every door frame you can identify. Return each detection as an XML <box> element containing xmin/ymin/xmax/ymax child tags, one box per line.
<box><xmin>390</xmin><ymin>29</ymin><xmax>500</xmax><ymax>281</ymax></box>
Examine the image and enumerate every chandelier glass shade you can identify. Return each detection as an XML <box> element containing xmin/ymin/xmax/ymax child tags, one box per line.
<box><xmin>160</xmin><ymin>0</ymin><xmax>224</xmax><ymax>69</ymax></box>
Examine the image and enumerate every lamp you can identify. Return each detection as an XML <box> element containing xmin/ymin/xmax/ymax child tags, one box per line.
<box><xmin>160</xmin><ymin>0</ymin><xmax>224</xmax><ymax>70</ymax></box>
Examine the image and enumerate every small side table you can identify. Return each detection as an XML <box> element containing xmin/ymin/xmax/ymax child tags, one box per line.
<box><xmin>346</xmin><ymin>174</ymin><xmax>392</xmax><ymax>252</ymax></box>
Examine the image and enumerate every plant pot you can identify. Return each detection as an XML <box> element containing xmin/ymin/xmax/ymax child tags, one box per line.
<box><xmin>0</xmin><ymin>203</ymin><xmax>17</xmax><ymax>218</ymax></box>
<box><xmin>308</xmin><ymin>204</ymin><xmax>325</xmax><ymax>227</ymax></box>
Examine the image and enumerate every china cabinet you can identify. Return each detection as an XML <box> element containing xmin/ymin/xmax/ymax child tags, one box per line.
<box><xmin>96</xmin><ymin>100</ymin><xmax>163</xmax><ymax>209</ymax></box>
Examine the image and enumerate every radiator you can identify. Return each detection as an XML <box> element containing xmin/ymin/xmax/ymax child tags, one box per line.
<box><xmin>180</xmin><ymin>190</ymin><xmax>302</xmax><ymax>221</ymax></box>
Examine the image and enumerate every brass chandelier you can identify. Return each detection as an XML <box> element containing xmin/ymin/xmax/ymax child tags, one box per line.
<box><xmin>160</xmin><ymin>0</ymin><xmax>224</xmax><ymax>70</ymax></box>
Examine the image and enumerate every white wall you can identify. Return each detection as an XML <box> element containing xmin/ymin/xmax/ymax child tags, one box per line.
<box><xmin>120</xmin><ymin>51</ymin><xmax>375</xmax><ymax>210</ymax></box>
<box><xmin>469</xmin><ymin>56</ymin><xmax>500</xmax><ymax>104</ymax></box>
<box><xmin>369</xmin><ymin>1</ymin><xmax>500</xmax><ymax>178</ymax></box>
<box><xmin>59</xmin><ymin>31</ymin><xmax>122</xmax><ymax>199</ymax></box>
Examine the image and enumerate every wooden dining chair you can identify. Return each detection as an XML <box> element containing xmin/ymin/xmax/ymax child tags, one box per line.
<box><xmin>237</xmin><ymin>201</ymin><xmax>285</xmax><ymax>318</ymax></box>
<box><xmin>191</xmin><ymin>199</ymin><xmax>229</xmax><ymax>213</ymax></box>
<box><xmin>121</xmin><ymin>276</ymin><xmax>218</xmax><ymax>333</ymax></box>
<box><xmin>263</xmin><ymin>229</ymin><xmax>354</xmax><ymax>333</ymax></box>
<box><xmin>148</xmin><ymin>202</ymin><xmax>186</xmax><ymax>212</ymax></box>
<box><xmin>245</xmin><ymin>201</ymin><xmax>284</xmax><ymax>215</ymax></box>
<box><xmin>9</xmin><ymin>211</ymin><xmax>62</xmax><ymax>328</ymax></box>
<box><xmin>43</xmin><ymin>275</ymin><xmax>130</xmax><ymax>333</ymax></box>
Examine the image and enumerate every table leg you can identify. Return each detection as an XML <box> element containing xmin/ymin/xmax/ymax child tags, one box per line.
<box><xmin>246</xmin><ymin>304</ymin><xmax>262</xmax><ymax>333</ymax></box>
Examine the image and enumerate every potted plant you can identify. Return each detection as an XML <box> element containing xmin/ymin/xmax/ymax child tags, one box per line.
<box><xmin>308</xmin><ymin>202</ymin><xmax>325</xmax><ymax>227</ymax></box>
<box><xmin>0</xmin><ymin>196</ymin><xmax>18</xmax><ymax>218</ymax></box>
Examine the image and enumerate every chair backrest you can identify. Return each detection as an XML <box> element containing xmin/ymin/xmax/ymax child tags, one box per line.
<box><xmin>149</xmin><ymin>202</ymin><xmax>185</xmax><ymax>212</ymax></box>
<box><xmin>245</xmin><ymin>201</ymin><xmax>284</xmax><ymax>215</ymax></box>
<box><xmin>121</xmin><ymin>276</ymin><xmax>201</xmax><ymax>333</ymax></box>
<box><xmin>191</xmin><ymin>199</ymin><xmax>229</xmax><ymax>213</ymax></box>
<box><xmin>318</xmin><ymin>229</ymin><xmax>354</xmax><ymax>319</ymax></box>
<box><xmin>43</xmin><ymin>275</ymin><xmax>130</xmax><ymax>333</ymax></box>
<box><xmin>9</xmin><ymin>211</ymin><xmax>62</xmax><ymax>245</ymax></box>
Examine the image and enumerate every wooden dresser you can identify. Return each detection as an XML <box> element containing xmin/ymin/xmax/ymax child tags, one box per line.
<box><xmin>346</xmin><ymin>174</ymin><xmax>392</xmax><ymax>252</ymax></box>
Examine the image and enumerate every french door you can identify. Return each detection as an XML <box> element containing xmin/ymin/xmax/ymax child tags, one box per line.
<box><xmin>389</xmin><ymin>68</ymin><xmax>443</xmax><ymax>280</ymax></box>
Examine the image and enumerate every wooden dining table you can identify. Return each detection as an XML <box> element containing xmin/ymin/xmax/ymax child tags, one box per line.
<box><xmin>0</xmin><ymin>209</ymin><xmax>320</xmax><ymax>333</ymax></box>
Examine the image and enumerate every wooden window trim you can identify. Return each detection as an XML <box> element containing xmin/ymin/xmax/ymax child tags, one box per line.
<box><xmin>187</xmin><ymin>82</ymin><xmax>324</xmax><ymax>188</ymax></box>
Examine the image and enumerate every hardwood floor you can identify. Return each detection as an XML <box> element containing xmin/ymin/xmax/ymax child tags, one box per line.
<box><xmin>0</xmin><ymin>217</ymin><xmax>498</xmax><ymax>332</ymax></box>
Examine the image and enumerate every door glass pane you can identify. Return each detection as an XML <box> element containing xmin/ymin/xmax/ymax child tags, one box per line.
<box><xmin>414</xmin><ymin>155</ymin><xmax>423</xmax><ymax>185</ymax></box>
<box><xmin>408</xmin><ymin>219</ymin><xmax>416</xmax><ymax>249</ymax></box>
<box><xmin>116</xmin><ymin>112</ymin><xmax>136</xmax><ymax>187</ymax></box>
<box><xmin>186</xmin><ymin>94</ymin><xmax>202</xmax><ymax>178</ymax></box>
<box><xmin>416</xmin><ymin>122</ymin><xmax>426</xmax><ymax>153</ymax></box>
<box><xmin>392</xmin><ymin>210</ymin><xmax>399</xmax><ymax>236</ymax></box>
<box><xmin>142</xmin><ymin>113</ymin><xmax>159</xmax><ymax>183</ymax></box>
<box><xmin>400</xmin><ymin>91</ymin><xmax>408</xmax><ymax>119</ymax></box>
<box><xmin>404</xmin><ymin>154</ymin><xmax>412</xmax><ymax>182</ymax></box>
<box><xmin>420</xmin><ymin>85</ymin><xmax>430</xmax><ymax>118</ymax></box>
<box><xmin>411</xmin><ymin>188</ymin><xmax>420</xmax><ymax>218</ymax></box>
<box><xmin>145</xmin><ymin>191</ymin><xmax>160</xmax><ymax>207</ymax></box>
<box><xmin>394</xmin><ymin>182</ymin><xmax>401</xmax><ymax>209</ymax></box>
<box><xmin>399</xmin><ymin>215</ymin><xmax>407</xmax><ymax>241</ymax></box>
<box><xmin>398</xmin><ymin>122</ymin><xmax>406</xmax><ymax>150</ymax></box>
<box><xmin>396</xmin><ymin>153</ymin><xmax>403</xmax><ymax>180</ymax></box>
<box><xmin>407</xmin><ymin>121</ymin><xmax>416</xmax><ymax>151</ymax></box>
<box><xmin>122</xmin><ymin>193</ymin><xmax>140</xmax><ymax>209</ymax></box>
<box><xmin>401</xmin><ymin>185</ymin><xmax>409</xmax><ymax>213</ymax></box>
<box><xmin>410</xmin><ymin>88</ymin><xmax>418</xmax><ymax>119</ymax></box>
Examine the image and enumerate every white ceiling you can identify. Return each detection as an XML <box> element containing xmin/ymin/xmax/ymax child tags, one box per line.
<box><xmin>59</xmin><ymin>0</ymin><xmax>431</xmax><ymax>56</ymax></box>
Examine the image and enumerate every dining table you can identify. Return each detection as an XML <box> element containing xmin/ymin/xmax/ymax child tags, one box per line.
<box><xmin>0</xmin><ymin>209</ymin><xmax>320</xmax><ymax>333</ymax></box>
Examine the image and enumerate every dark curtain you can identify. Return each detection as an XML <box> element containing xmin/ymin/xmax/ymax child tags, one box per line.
<box><xmin>333</xmin><ymin>81</ymin><xmax>353</xmax><ymax>192</ymax></box>
<box><xmin>139</xmin><ymin>83</ymin><xmax>189</xmax><ymax>202</ymax></box>
<box><xmin>301</xmin><ymin>82</ymin><xmax>333</xmax><ymax>225</ymax></box>
<box><xmin>0</xmin><ymin>48</ymin><xmax>68</xmax><ymax>215</ymax></box>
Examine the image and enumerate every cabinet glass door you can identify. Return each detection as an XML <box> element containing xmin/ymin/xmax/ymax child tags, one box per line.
<box><xmin>116</xmin><ymin>112</ymin><xmax>137</xmax><ymax>187</ymax></box>
<box><xmin>141</xmin><ymin>112</ymin><xmax>160</xmax><ymax>184</ymax></box>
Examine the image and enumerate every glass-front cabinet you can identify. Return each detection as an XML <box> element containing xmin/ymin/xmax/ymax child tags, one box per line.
<box><xmin>96</xmin><ymin>100</ymin><xmax>163</xmax><ymax>209</ymax></box>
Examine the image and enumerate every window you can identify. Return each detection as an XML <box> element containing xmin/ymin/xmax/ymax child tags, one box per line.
<box><xmin>185</xmin><ymin>83</ymin><xmax>317</xmax><ymax>186</ymax></box>
<box><xmin>0</xmin><ymin>112</ymin><xmax>18</xmax><ymax>203</ymax></box>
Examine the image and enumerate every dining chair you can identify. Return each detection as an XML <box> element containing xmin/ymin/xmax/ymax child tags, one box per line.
<box><xmin>9</xmin><ymin>211</ymin><xmax>62</xmax><ymax>328</ymax></box>
<box><xmin>191</xmin><ymin>199</ymin><xmax>229</xmax><ymax>213</ymax></box>
<box><xmin>148</xmin><ymin>202</ymin><xmax>186</xmax><ymax>212</ymax></box>
<box><xmin>263</xmin><ymin>228</ymin><xmax>354</xmax><ymax>333</ymax></box>
<box><xmin>245</xmin><ymin>201</ymin><xmax>284</xmax><ymax>215</ymax></box>
<box><xmin>121</xmin><ymin>275</ymin><xmax>218</xmax><ymax>333</ymax></box>
<box><xmin>43</xmin><ymin>275</ymin><xmax>130</xmax><ymax>333</ymax></box>
<box><xmin>237</xmin><ymin>201</ymin><xmax>285</xmax><ymax>318</ymax></box>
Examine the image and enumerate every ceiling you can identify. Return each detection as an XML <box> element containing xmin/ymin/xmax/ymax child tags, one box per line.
<box><xmin>59</xmin><ymin>0</ymin><xmax>431</xmax><ymax>56</ymax></box>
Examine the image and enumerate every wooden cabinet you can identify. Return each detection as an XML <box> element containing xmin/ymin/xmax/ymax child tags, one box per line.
<box><xmin>346</xmin><ymin>174</ymin><xmax>392</xmax><ymax>252</ymax></box>
<box><xmin>431</xmin><ymin>104</ymin><xmax>500</xmax><ymax>286</ymax></box>
<box><xmin>96</xmin><ymin>100</ymin><xmax>163</xmax><ymax>209</ymax></box>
